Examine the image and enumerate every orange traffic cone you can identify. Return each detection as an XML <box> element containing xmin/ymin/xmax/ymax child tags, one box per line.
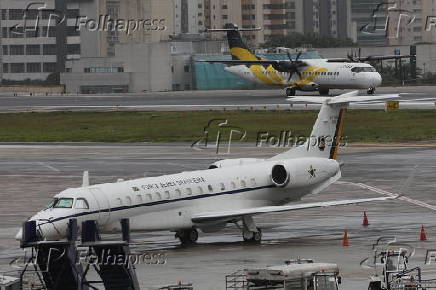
<box><xmin>420</xmin><ymin>225</ymin><xmax>428</xmax><ymax>241</ymax></box>
<box><xmin>342</xmin><ymin>231</ymin><xmax>350</xmax><ymax>247</ymax></box>
<box><xmin>362</xmin><ymin>212</ymin><xmax>369</xmax><ymax>227</ymax></box>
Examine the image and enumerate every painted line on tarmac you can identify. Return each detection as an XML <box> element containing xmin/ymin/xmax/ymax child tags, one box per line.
<box><xmin>343</xmin><ymin>181</ymin><xmax>436</xmax><ymax>212</ymax></box>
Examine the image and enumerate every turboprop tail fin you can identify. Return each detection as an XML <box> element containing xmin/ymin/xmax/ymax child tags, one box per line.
<box><xmin>270</xmin><ymin>91</ymin><xmax>400</xmax><ymax>161</ymax></box>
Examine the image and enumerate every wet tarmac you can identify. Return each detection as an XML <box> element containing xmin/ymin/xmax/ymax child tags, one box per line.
<box><xmin>0</xmin><ymin>143</ymin><xmax>436</xmax><ymax>289</ymax></box>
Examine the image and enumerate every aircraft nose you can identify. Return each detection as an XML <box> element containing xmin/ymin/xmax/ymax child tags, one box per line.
<box><xmin>374</xmin><ymin>73</ymin><xmax>382</xmax><ymax>87</ymax></box>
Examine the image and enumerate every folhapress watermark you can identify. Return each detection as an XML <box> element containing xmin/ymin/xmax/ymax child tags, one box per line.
<box><xmin>9</xmin><ymin>2</ymin><xmax>167</xmax><ymax>38</ymax></box>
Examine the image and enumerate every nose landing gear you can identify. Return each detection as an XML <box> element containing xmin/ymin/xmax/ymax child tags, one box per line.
<box><xmin>367</xmin><ymin>87</ymin><xmax>376</xmax><ymax>95</ymax></box>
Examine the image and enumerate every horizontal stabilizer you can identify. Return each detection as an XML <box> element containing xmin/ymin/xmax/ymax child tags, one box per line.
<box><xmin>288</xmin><ymin>91</ymin><xmax>400</xmax><ymax>104</ymax></box>
<box><xmin>192</xmin><ymin>196</ymin><xmax>392</xmax><ymax>223</ymax></box>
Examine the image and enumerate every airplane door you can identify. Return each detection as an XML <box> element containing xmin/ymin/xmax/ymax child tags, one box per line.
<box><xmin>88</xmin><ymin>188</ymin><xmax>111</xmax><ymax>225</ymax></box>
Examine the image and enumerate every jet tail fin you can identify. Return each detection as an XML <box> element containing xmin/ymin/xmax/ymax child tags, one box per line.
<box><xmin>271</xmin><ymin>91</ymin><xmax>400</xmax><ymax>161</ymax></box>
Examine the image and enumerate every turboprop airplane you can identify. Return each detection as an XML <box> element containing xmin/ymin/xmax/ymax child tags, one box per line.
<box><xmin>16</xmin><ymin>91</ymin><xmax>399</xmax><ymax>245</ymax></box>
<box><xmin>200</xmin><ymin>24</ymin><xmax>411</xmax><ymax>97</ymax></box>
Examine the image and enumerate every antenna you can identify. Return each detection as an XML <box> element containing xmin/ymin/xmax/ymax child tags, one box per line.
<box><xmin>82</xmin><ymin>171</ymin><xmax>90</xmax><ymax>187</ymax></box>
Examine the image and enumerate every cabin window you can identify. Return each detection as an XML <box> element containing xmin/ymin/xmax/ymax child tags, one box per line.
<box><xmin>175</xmin><ymin>189</ymin><xmax>182</xmax><ymax>197</ymax></box>
<box><xmin>231</xmin><ymin>181</ymin><xmax>236</xmax><ymax>189</ymax></box>
<box><xmin>146</xmin><ymin>194</ymin><xmax>153</xmax><ymax>201</ymax></box>
<box><xmin>164</xmin><ymin>191</ymin><xmax>171</xmax><ymax>199</ymax></box>
<box><xmin>53</xmin><ymin>198</ymin><xmax>74</xmax><ymax>208</ymax></box>
<box><xmin>135</xmin><ymin>195</ymin><xmax>143</xmax><ymax>204</ymax></box>
<box><xmin>251</xmin><ymin>178</ymin><xmax>256</xmax><ymax>187</ymax></box>
<box><xmin>125</xmin><ymin>196</ymin><xmax>132</xmax><ymax>206</ymax></box>
<box><xmin>220</xmin><ymin>183</ymin><xmax>225</xmax><ymax>191</ymax></box>
<box><xmin>155</xmin><ymin>192</ymin><xmax>162</xmax><ymax>200</ymax></box>
<box><xmin>116</xmin><ymin>198</ymin><xmax>122</xmax><ymax>206</ymax></box>
<box><xmin>208</xmin><ymin>185</ymin><xmax>213</xmax><ymax>193</ymax></box>
<box><xmin>197</xmin><ymin>186</ymin><xmax>204</xmax><ymax>195</ymax></box>
<box><xmin>241</xmin><ymin>180</ymin><xmax>246</xmax><ymax>188</ymax></box>
<box><xmin>186</xmin><ymin>188</ymin><xmax>192</xmax><ymax>195</ymax></box>
<box><xmin>75</xmin><ymin>198</ymin><xmax>89</xmax><ymax>209</ymax></box>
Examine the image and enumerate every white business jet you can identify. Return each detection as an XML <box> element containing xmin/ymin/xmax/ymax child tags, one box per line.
<box><xmin>16</xmin><ymin>91</ymin><xmax>398</xmax><ymax>245</ymax></box>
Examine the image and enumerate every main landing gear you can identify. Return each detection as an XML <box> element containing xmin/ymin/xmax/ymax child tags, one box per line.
<box><xmin>367</xmin><ymin>87</ymin><xmax>375</xmax><ymax>95</ymax></box>
<box><xmin>285</xmin><ymin>87</ymin><xmax>296</xmax><ymax>97</ymax></box>
<box><xmin>176</xmin><ymin>228</ymin><xmax>199</xmax><ymax>245</ymax></box>
<box><xmin>318</xmin><ymin>88</ymin><xmax>330</xmax><ymax>95</ymax></box>
<box><xmin>241</xmin><ymin>216</ymin><xmax>262</xmax><ymax>243</ymax></box>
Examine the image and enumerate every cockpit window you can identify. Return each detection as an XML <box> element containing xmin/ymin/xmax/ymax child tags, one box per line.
<box><xmin>75</xmin><ymin>198</ymin><xmax>89</xmax><ymax>209</ymax></box>
<box><xmin>351</xmin><ymin>67</ymin><xmax>376</xmax><ymax>73</ymax></box>
<box><xmin>53</xmin><ymin>198</ymin><xmax>74</xmax><ymax>208</ymax></box>
<box><xmin>45</xmin><ymin>198</ymin><xmax>58</xmax><ymax>209</ymax></box>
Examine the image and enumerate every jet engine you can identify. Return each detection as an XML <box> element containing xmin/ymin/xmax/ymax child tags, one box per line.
<box><xmin>270</xmin><ymin>158</ymin><xmax>340</xmax><ymax>188</ymax></box>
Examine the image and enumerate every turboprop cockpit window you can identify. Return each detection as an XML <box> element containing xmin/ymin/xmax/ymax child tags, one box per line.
<box><xmin>53</xmin><ymin>198</ymin><xmax>74</xmax><ymax>208</ymax></box>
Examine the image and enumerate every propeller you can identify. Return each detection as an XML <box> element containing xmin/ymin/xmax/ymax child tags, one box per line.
<box><xmin>283</xmin><ymin>51</ymin><xmax>304</xmax><ymax>83</ymax></box>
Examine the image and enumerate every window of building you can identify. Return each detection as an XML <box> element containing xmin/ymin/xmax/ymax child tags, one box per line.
<box><xmin>43</xmin><ymin>44</ymin><xmax>57</xmax><ymax>55</ymax></box>
<box><xmin>10</xmin><ymin>45</ymin><xmax>24</xmax><ymax>55</ymax></box>
<box><xmin>26</xmin><ymin>45</ymin><xmax>40</xmax><ymax>55</ymax></box>
<box><xmin>67</xmin><ymin>26</ymin><xmax>80</xmax><ymax>37</ymax></box>
<box><xmin>25</xmin><ymin>9</ymin><xmax>39</xmax><ymax>20</ymax></box>
<box><xmin>26</xmin><ymin>27</ymin><xmax>39</xmax><ymax>38</ymax></box>
<box><xmin>41</xmin><ymin>27</ymin><xmax>56</xmax><ymax>38</ymax></box>
<box><xmin>184</xmin><ymin>84</ymin><xmax>191</xmax><ymax>90</ymax></box>
<box><xmin>222</xmin><ymin>5</ymin><xmax>228</xmax><ymax>9</ymax></box>
<box><xmin>43</xmin><ymin>63</ymin><xmax>57</xmax><ymax>73</ymax></box>
<box><xmin>1</xmin><ymin>9</ymin><xmax>7</xmax><ymax>20</ymax></box>
<box><xmin>10</xmin><ymin>27</ymin><xmax>24</xmax><ymax>38</ymax></box>
<box><xmin>67</xmin><ymin>44</ymin><xmax>81</xmax><ymax>55</ymax></box>
<box><xmin>2</xmin><ymin>46</ymin><xmax>8</xmax><ymax>55</ymax></box>
<box><xmin>184</xmin><ymin>65</ymin><xmax>190</xmax><ymax>73</ymax></box>
<box><xmin>9</xmin><ymin>9</ymin><xmax>24</xmax><ymax>20</ymax></box>
<box><xmin>2</xmin><ymin>27</ymin><xmax>8</xmax><ymax>38</ymax></box>
<box><xmin>3</xmin><ymin>64</ymin><xmax>9</xmax><ymax>73</ymax></box>
<box><xmin>222</xmin><ymin>15</ymin><xmax>228</xmax><ymax>20</ymax></box>
<box><xmin>67</xmin><ymin>9</ymin><xmax>80</xmax><ymax>19</ymax></box>
<box><xmin>27</xmin><ymin>63</ymin><xmax>41</xmax><ymax>73</ymax></box>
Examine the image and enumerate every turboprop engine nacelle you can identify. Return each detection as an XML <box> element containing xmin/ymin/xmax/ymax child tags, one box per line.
<box><xmin>271</xmin><ymin>158</ymin><xmax>340</xmax><ymax>188</ymax></box>
<box><xmin>209</xmin><ymin>158</ymin><xmax>265</xmax><ymax>169</ymax></box>
<box><xmin>299</xmin><ymin>82</ymin><xmax>319</xmax><ymax>91</ymax></box>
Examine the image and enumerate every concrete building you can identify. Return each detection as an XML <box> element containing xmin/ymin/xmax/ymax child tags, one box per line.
<box><xmin>303</xmin><ymin>0</ymin><xmax>353</xmax><ymax>40</ymax></box>
<box><xmin>421</xmin><ymin>0</ymin><xmax>436</xmax><ymax>43</ymax></box>
<box><xmin>0</xmin><ymin>0</ymin><xmax>87</xmax><ymax>82</ymax></box>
